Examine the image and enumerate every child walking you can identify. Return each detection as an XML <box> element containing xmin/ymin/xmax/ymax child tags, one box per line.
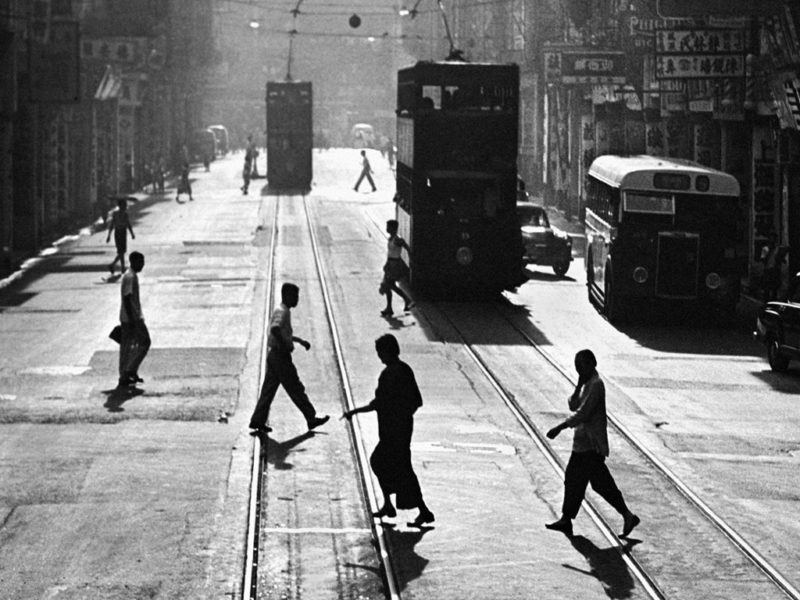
<box><xmin>380</xmin><ymin>219</ymin><xmax>414</xmax><ymax>317</ymax></box>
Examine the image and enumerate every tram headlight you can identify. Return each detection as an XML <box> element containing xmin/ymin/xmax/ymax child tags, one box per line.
<box><xmin>456</xmin><ymin>246</ymin><xmax>473</xmax><ymax>266</ymax></box>
<box><xmin>632</xmin><ymin>266</ymin><xmax>648</xmax><ymax>284</ymax></box>
<box><xmin>705</xmin><ymin>272</ymin><xmax>722</xmax><ymax>290</ymax></box>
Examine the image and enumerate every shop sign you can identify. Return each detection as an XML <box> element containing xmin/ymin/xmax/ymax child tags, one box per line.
<box><xmin>81</xmin><ymin>37</ymin><xmax>145</xmax><ymax>65</ymax></box>
<box><xmin>656</xmin><ymin>54</ymin><xmax>744</xmax><ymax>79</ymax></box>
<box><xmin>545</xmin><ymin>50</ymin><xmax>626</xmax><ymax>85</ymax></box>
<box><xmin>689</xmin><ymin>99</ymin><xmax>713</xmax><ymax>112</ymax></box>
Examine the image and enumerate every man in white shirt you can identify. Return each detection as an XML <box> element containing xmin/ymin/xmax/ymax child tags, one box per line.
<box><xmin>249</xmin><ymin>283</ymin><xmax>329</xmax><ymax>434</ymax></box>
<box><xmin>118</xmin><ymin>251</ymin><xmax>150</xmax><ymax>388</ymax></box>
<box><xmin>545</xmin><ymin>349</ymin><xmax>639</xmax><ymax>538</ymax></box>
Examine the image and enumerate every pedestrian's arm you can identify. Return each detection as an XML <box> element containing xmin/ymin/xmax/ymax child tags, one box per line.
<box><xmin>292</xmin><ymin>336</ymin><xmax>311</xmax><ymax>351</ymax></box>
<box><xmin>106</xmin><ymin>218</ymin><xmax>113</xmax><ymax>242</ymax></box>
<box><xmin>128</xmin><ymin>222</ymin><xmax>135</xmax><ymax>239</ymax></box>
<box><xmin>342</xmin><ymin>402</ymin><xmax>375</xmax><ymax>420</ymax></box>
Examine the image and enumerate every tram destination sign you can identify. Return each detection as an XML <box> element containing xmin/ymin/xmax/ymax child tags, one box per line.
<box><xmin>545</xmin><ymin>49</ymin><xmax>626</xmax><ymax>85</ymax></box>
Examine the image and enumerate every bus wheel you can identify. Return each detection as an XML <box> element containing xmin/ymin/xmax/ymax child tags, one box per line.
<box><xmin>768</xmin><ymin>337</ymin><xmax>790</xmax><ymax>372</ymax></box>
<box><xmin>604</xmin><ymin>268</ymin><xmax>624</xmax><ymax>323</ymax></box>
<box><xmin>553</xmin><ymin>261</ymin><xmax>569</xmax><ymax>278</ymax></box>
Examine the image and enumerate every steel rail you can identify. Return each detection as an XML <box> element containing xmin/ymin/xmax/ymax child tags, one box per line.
<box><xmin>242</xmin><ymin>197</ymin><xmax>280</xmax><ymax>600</ymax></box>
<box><xmin>430</xmin><ymin>305</ymin><xmax>667</xmax><ymax>600</ymax></box>
<box><xmin>496</xmin><ymin>301</ymin><xmax>800</xmax><ymax>600</ymax></box>
<box><xmin>302</xmin><ymin>196</ymin><xmax>402</xmax><ymax>600</ymax></box>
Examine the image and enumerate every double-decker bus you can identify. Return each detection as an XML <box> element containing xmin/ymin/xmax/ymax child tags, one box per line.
<box><xmin>585</xmin><ymin>155</ymin><xmax>742</xmax><ymax>321</ymax></box>
<box><xmin>394</xmin><ymin>61</ymin><xmax>523</xmax><ymax>297</ymax></box>
<box><xmin>265</xmin><ymin>81</ymin><xmax>312</xmax><ymax>190</ymax></box>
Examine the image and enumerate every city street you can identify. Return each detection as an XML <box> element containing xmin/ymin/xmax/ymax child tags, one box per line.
<box><xmin>1</xmin><ymin>149</ymin><xmax>799</xmax><ymax>599</ymax></box>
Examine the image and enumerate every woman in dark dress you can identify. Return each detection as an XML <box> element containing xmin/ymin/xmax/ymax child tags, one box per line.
<box><xmin>343</xmin><ymin>334</ymin><xmax>434</xmax><ymax>527</ymax></box>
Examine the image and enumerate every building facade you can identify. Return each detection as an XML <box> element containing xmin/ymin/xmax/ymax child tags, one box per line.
<box><xmin>0</xmin><ymin>0</ymin><xmax>213</xmax><ymax>277</ymax></box>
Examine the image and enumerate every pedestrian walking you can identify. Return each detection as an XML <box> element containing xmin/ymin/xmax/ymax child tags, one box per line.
<box><xmin>241</xmin><ymin>152</ymin><xmax>252</xmax><ymax>195</ymax></box>
<box><xmin>249</xmin><ymin>283</ymin><xmax>330</xmax><ymax>434</ymax></box>
<box><xmin>343</xmin><ymin>334</ymin><xmax>434</xmax><ymax>528</ymax></box>
<box><xmin>156</xmin><ymin>153</ymin><xmax>166</xmax><ymax>193</ymax></box>
<box><xmin>176</xmin><ymin>162</ymin><xmax>193</xmax><ymax>202</ymax></box>
<box><xmin>379</xmin><ymin>219</ymin><xmax>414</xmax><ymax>317</ymax></box>
<box><xmin>354</xmin><ymin>150</ymin><xmax>377</xmax><ymax>192</ymax></box>
<box><xmin>545</xmin><ymin>349</ymin><xmax>640</xmax><ymax>538</ymax></box>
<box><xmin>106</xmin><ymin>197</ymin><xmax>135</xmax><ymax>276</ymax></box>
<box><xmin>118</xmin><ymin>251</ymin><xmax>151</xmax><ymax>388</ymax></box>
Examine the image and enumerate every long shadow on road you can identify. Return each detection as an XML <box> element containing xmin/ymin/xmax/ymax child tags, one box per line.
<box><xmin>564</xmin><ymin>535</ymin><xmax>639</xmax><ymax>599</ymax></box>
<box><xmin>101</xmin><ymin>386</ymin><xmax>144</xmax><ymax>412</ymax></box>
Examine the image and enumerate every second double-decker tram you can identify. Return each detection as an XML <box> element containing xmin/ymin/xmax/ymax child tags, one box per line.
<box><xmin>585</xmin><ymin>155</ymin><xmax>742</xmax><ymax>321</ymax></box>
<box><xmin>266</xmin><ymin>81</ymin><xmax>312</xmax><ymax>190</ymax></box>
<box><xmin>394</xmin><ymin>61</ymin><xmax>523</xmax><ymax>297</ymax></box>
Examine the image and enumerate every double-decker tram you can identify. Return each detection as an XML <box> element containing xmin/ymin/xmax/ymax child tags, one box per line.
<box><xmin>394</xmin><ymin>61</ymin><xmax>523</xmax><ymax>297</ymax></box>
<box><xmin>265</xmin><ymin>81</ymin><xmax>312</xmax><ymax>190</ymax></box>
<box><xmin>585</xmin><ymin>155</ymin><xmax>742</xmax><ymax>321</ymax></box>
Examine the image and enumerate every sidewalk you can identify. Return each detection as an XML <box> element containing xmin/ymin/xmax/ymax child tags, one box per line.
<box><xmin>0</xmin><ymin>157</ymin><xmax>264</xmax><ymax>599</ymax></box>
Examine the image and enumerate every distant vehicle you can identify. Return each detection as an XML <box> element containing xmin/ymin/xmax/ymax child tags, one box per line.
<box><xmin>754</xmin><ymin>273</ymin><xmax>800</xmax><ymax>371</ymax></box>
<box><xmin>517</xmin><ymin>202</ymin><xmax>572</xmax><ymax>277</ymax></box>
<box><xmin>585</xmin><ymin>155</ymin><xmax>741</xmax><ymax>322</ymax></box>
<box><xmin>207</xmin><ymin>125</ymin><xmax>229</xmax><ymax>156</ymax></box>
<box><xmin>351</xmin><ymin>123</ymin><xmax>375</xmax><ymax>148</ymax></box>
<box><xmin>266</xmin><ymin>81</ymin><xmax>312</xmax><ymax>189</ymax></box>
<box><xmin>189</xmin><ymin>128</ymin><xmax>216</xmax><ymax>166</ymax></box>
<box><xmin>394</xmin><ymin>60</ymin><xmax>523</xmax><ymax>297</ymax></box>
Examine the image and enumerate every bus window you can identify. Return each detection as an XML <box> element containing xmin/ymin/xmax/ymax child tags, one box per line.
<box><xmin>586</xmin><ymin>177</ymin><xmax>620</xmax><ymax>225</ymax></box>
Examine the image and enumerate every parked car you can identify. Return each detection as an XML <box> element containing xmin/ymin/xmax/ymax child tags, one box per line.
<box><xmin>754</xmin><ymin>273</ymin><xmax>800</xmax><ymax>371</ymax></box>
<box><xmin>517</xmin><ymin>201</ymin><xmax>572</xmax><ymax>277</ymax></box>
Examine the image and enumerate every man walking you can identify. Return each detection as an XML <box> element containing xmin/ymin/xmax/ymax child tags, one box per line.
<box><xmin>545</xmin><ymin>349</ymin><xmax>640</xmax><ymax>538</ymax></box>
<box><xmin>106</xmin><ymin>197</ymin><xmax>135</xmax><ymax>276</ymax></box>
<box><xmin>249</xmin><ymin>283</ymin><xmax>330</xmax><ymax>434</ymax></box>
<box><xmin>354</xmin><ymin>150</ymin><xmax>377</xmax><ymax>192</ymax></box>
<box><xmin>118</xmin><ymin>251</ymin><xmax>150</xmax><ymax>387</ymax></box>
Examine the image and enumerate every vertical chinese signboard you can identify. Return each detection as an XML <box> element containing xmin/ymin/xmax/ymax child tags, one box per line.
<box><xmin>29</xmin><ymin>21</ymin><xmax>80</xmax><ymax>103</ymax></box>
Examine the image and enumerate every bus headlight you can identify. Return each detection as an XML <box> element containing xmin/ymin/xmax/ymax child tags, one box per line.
<box><xmin>632</xmin><ymin>266</ymin><xmax>648</xmax><ymax>284</ymax></box>
<box><xmin>456</xmin><ymin>246</ymin><xmax>473</xmax><ymax>266</ymax></box>
<box><xmin>705</xmin><ymin>272</ymin><xmax>721</xmax><ymax>290</ymax></box>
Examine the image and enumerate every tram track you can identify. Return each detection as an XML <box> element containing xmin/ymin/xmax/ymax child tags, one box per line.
<box><xmin>493</xmin><ymin>298</ymin><xmax>800</xmax><ymax>600</ymax></box>
<box><xmin>424</xmin><ymin>297</ymin><xmax>799</xmax><ymax>599</ymax></box>
<box><xmin>242</xmin><ymin>195</ymin><xmax>279</xmax><ymax>600</ymax></box>
<box><xmin>242</xmin><ymin>193</ymin><xmax>400</xmax><ymax>599</ymax></box>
